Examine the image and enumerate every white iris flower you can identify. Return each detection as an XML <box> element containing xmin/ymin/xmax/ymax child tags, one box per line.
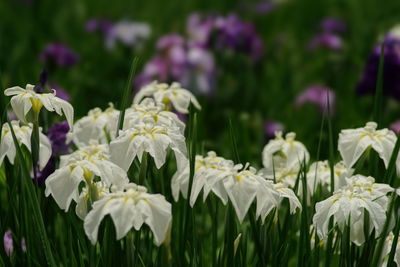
<box><xmin>313</xmin><ymin>175</ymin><xmax>393</xmax><ymax>246</ymax></box>
<box><xmin>75</xmin><ymin>181</ymin><xmax>112</xmax><ymax>220</ymax></box>
<box><xmin>68</xmin><ymin>104</ymin><xmax>119</xmax><ymax>147</ymax></box>
<box><xmin>338</xmin><ymin>122</ymin><xmax>396</xmax><ymax>169</ymax></box>
<box><xmin>171</xmin><ymin>151</ymin><xmax>234</xmax><ymax>204</ymax></box>
<box><xmin>0</xmin><ymin>120</ymin><xmax>51</xmax><ymax>170</ymax></box>
<box><xmin>4</xmin><ymin>84</ymin><xmax>74</xmax><ymax>128</ymax></box>
<box><xmin>256</xmin><ymin>181</ymin><xmax>301</xmax><ymax>222</ymax></box>
<box><xmin>172</xmin><ymin>151</ymin><xmax>301</xmax><ymax>223</ymax></box>
<box><xmin>126</xmin><ymin>98</ymin><xmax>185</xmax><ymax>134</ymax></box>
<box><xmin>307</xmin><ymin>160</ymin><xmax>354</xmax><ymax>193</ymax></box>
<box><xmin>224</xmin><ymin>164</ymin><xmax>301</xmax><ymax>223</ymax></box>
<box><xmin>84</xmin><ymin>183</ymin><xmax>172</xmax><ymax>246</ymax></box>
<box><xmin>381</xmin><ymin>232</ymin><xmax>400</xmax><ymax>266</ymax></box>
<box><xmin>133</xmin><ymin>81</ymin><xmax>201</xmax><ymax>114</ymax></box>
<box><xmin>45</xmin><ymin>141</ymin><xmax>129</xmax><ymax>210</ymax></box>
<box><xmin>110</xmin><ymin>122</ymin><xmax>187</xmax><ymax>171</ymax></box>
<box><xmin>262</xmin><ymin>131</ymin><xmax>310</xmax><ymax>171</ymax></box>
<box><xmin>259</xmin><ymin>131</ymin><xmax>309</xmax><ymax>188</ymax></box>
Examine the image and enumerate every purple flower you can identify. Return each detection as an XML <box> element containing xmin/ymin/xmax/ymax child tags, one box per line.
<box><xmin>320</xmin><ymin>17</ymin><xmax>346</xmax><ymax>34</ymax></box>
<box><xmin>3</xmin><ymin>231</ymin><xmax>13</xmax><ymax>257</ymax></box>
<box><xmin>356</xmin><ymin>36</ymin><xmax>400</xmax><ymax>100</ymax></box>
<box><xmin>214</xmin><ymin>14</ymin><xmax>264</xmax><ymax>60</ymax></box>
<box><xmin>186</xmin><ymin>13</ymin><xmax>264</xmax><ymax>60</ymax></box>
<box><xmin>136</xmin><ymin>34</ymin><xmax>216</xmax><ymax>95</ymax></box>
<box><xmin>135</xmin><ymin>57</ymin><xmax>169</xmax><ymax>87</ymax></box>
<box><xmin>136</xmin><ymin>34</ymin><xmax>188</xmax><ymax>88</ymax></box>
<box><xmin>34</xmin><ymin>158</ymin><xmax>56</xmax><ymax>186</ymax></box>
<box><xmin>39</xmin><ymin>43</ymin><xmax>79</xmax><ymax>67</ymax></box>
<box><xmin>187</xmin><ymin>13</ymin><xmax>215</xmax><ymax>47</ymax></box>
<box><xmin>157</xmin><ymin>34</ymin><xmax>186</xmax><ymax>50</ymax></box>
<box><xmin>157</xmin><ymin>34</ymin><xmax>187</xmax><ymax>78</ymax></box>
<box><xmin>85</xmin><ymin>19</ymin><xmax>113</xmax><ymax>35</ymax></box>
<box><xmin>176</xmin><ymin>112</ymin><xmax>187</xmax><ymax>122</ymax></box>
<box><xmin>181</xmin><ymin>45</ymin><xmax>215</xmax><ymax>94</ymax></box>
<box><xmin>32</xmin><ymin>121</ymin><xmax>71</xmax><ymax>185</ymax></box>
<box><xmin>308</xmin><ymin>33</ymin><xmax>343</xmax><ymax>51</ymax></box>
<box><xmin>47</xmin><ymin>121</ymin><xmax>72</xmax><ymax>156</ymax></box>
<box><xmin>49</xmin><ymin>83</ymin><xmax>71</xmax><ymax>102</ymax></box>
<box><xmin>250</xmin><ymin>1</ymin><xmax>277</xmax><ymax>15</ymax></box>
<box><xmin>390</xmin><ymin>120</ymin><xmax>400</xmax><ymax>134</ymax></box>
<box><xmin>264</xmin><ymin>120</ymin><xmax>284</xmax><ymax>139</ymax></box>
<box><xmin>295</xmin><ymin>85</ymin><xmax>335</xmax><ymax>114</ymax></box>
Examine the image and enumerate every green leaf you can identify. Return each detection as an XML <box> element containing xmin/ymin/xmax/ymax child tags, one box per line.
<box><xmin>116</xmin><ymin>57</ymin><xmax>139</xmax><ymax>138</ymax></box>
<box><xmin>6</xmin><ymin>119</ymin><xmax>56</xmax><ymax>266</ymax></box>
<box><xmin>385</xmin><ymin>133</ymin><xmax>400</xmax><ymax>186</ymax></box>
<box><xmin>372</xmin><ymin>42</ymin><xmax>385</xmax><ymax>126</ymax></box>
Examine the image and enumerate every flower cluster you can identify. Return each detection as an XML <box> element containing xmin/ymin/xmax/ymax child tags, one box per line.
<box><xmin>3</xmin><ymin>80</ymin><xmax>201</xmax><ymax>246</ymax></box>
<box><xmin>136</xmin><ymin>12</ymin><xmax>263</xmax><ymax>95</ymax></box>
<box><xmin>306</xmin><ymin>160</ymin><xmax>353</xmax><ymax>193</ymax></box>
<box><xmin>4</xmin><ymin>75</ymin><xmax>400</xmax><ymax>262</ymax></box>
<box><xmin>0</xmin><ymin>120</ymin><xmax>51</xmax><ymax>170</ymax></box>
<box><xmin>313</xmin><ymin>175</ymin><xmax>393</xmax><ymax>245</ymax></box>
<box><xmin>259</xmin><ymin>131</ymin><xmax>310</xmax><ymax>188</ymax></box>
<box><xmin>172</xmin><ymin>151</ymin><xmax>301</xmax><ymax>222</ymax></box>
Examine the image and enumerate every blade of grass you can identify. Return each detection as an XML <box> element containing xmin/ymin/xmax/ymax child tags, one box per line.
<box><xmin>385</xmin><ymin>133</ymin><xmax>400</xmax><ymax>186</ymax></box>
<box><xmin>298</xmin><ymin>159</ymin><xmax>311</xmax><ymax>267</ymax></box>
<box><xmin>115</xmin><ymin>57</ymin><xmax>139</xmax><ymax>138</ymax></box>
<box><xmin>225</xmin><ymin>118</ymin><xmax>240</xmax><ymax>267</ymax></box>
<box><xmin>182</xmin><ymin>104</ymin><xmax>197</xmax><ymax>266</ymax></box>
<box><xmin>372</xmin><ymin>42</ymin><xmax>385</xmax><ymax>127</ymax></box>
<box><xmin>228</xmin><ymin>118</ymin><xmax>240</xmax><ymax>163</ymax></box>
<box><xmin>6</xmin><ymin>118</ymin><xmax>56</xmax><ymax>266</ymax></box>
<box><xmin>325</xmin><ymin>93</ymin><xmax>336</xmax><ymax>266</ymax></box>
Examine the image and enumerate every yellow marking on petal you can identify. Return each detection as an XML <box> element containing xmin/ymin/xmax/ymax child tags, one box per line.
<box><xmin>30</xmin><ymin>97</ymin><xmax>43</xmax><ymax>113</ymax></box>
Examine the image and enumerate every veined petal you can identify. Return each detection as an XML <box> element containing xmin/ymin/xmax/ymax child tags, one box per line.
<box><xmin>10</xmin><ymin>95</ymin><xmax>31</xmax><ymax>123</ymax></box>
<box><xmin>371</xmin><ymin>131</ymin><xmax>396</xmax><ymax>168</ymax></box>
<box><xmin>224</xmin><ymin>176</ymin><xmax>259</xmax><ymax>223</ymax></box>
<box><xmin>37</xmin><ymin>93</ymin><xmax>55</xmax><ymax>113</ymax></box>
<box><xmin>140</xmin><ymin>195</ymin><xmax>172</xmax><ymax>245</ymax></box>
<box><xmin>83</xmin><ymin>185</ymin><xmax>172</xmax><ymax>246</ymax></box>
<box><xmin>38</xmin><ymin>132</ymin><xmax>52</xmax><ymax>170</ymax></box>
<box><xmin>84</xmin><ymin>197</ymin><xmax>119</xmax><ymax>244</ymax></box>
<box><xmin>4</xmin><ymin>86</ymin><xmax>25</xmax><ymax>96</ymax></box>
<box><xmin>95</xmin><ymin>159</ymin><xmax>129</xmax><ymax>189</ymax></box>
<box><xmin>51</xmin><ymin>97</ymin><xmax>74</xmax><ymax>129</ymax></box>
<box><xmin>108</xmin><ymin>198</ymin><xmax>138</xmax><ymax>240</ymax></box>
<box><xmin>338</xmin><ymin>132</ymin><xmax>372</xmax><ymax>168</ymax></box>
<box><xmin>45</xmin><ymin>166</ymin><xmax>84</xmax><ymax>210</ymax></box>
<box><xmin>110</xmin><ymin>132</ymin><xmax>137</xmax><ymax>171</ymax></box>
<box><xmin>172</xmin><ymin>164</ymin><xmax>189</xmax><ymax>202</ymax></box>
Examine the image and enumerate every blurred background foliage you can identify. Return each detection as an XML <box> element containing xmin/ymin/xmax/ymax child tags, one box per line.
<box><xmin>1</xmin><ymin>0</ymin><xmax>400</xmax><ymax>166</ymax></box>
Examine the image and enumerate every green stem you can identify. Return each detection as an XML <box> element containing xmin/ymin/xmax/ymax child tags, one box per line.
<box><xmin>138</xmin><ymin>152</ymin><xmax>148</xmax><ymax>186</ymax></box>
<box><xmin>30</xmin><ymin>113</ymin><xmax>40</xmax><ymax>188</ymax></box>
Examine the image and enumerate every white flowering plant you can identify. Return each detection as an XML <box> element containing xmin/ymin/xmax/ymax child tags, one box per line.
<box><xmin>2</xmin><ymin>75</ymin><xmax>400</xmax><ymax>267</ymax></box>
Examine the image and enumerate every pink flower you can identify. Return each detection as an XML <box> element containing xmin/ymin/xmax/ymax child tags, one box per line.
<box><xmin>296</xmin><ymin>85</ymin><xmax>335</xmax><ymax>114</ymax></box>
